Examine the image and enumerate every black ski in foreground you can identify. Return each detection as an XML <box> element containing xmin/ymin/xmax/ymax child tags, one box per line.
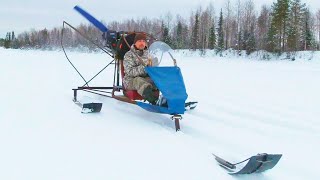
<box><xmin>73</xmin><ymin>100</ymin><xmax>102</xmax><ymax>113</ymax></box>
<box><xmin>73</xmin><ymin>94</ymin><xmax>103</xmax><ymax>113</ymax></box>
<box><xmin>213</xmin><ymin>153</ymin><xmax>282</xmax><ymax>175</ymax></box>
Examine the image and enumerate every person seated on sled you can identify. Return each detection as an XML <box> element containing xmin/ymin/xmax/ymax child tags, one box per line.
<box><xmin>123</xmin><ymin>33</ymin><xmax>159</xmax><ymax>105</ymax></box>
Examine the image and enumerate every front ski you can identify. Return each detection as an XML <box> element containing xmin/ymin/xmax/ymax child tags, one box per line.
<box><xmin>212</xmin><ymin>153</ymin><xmax>282</xmax><ymax>175</ymax></box>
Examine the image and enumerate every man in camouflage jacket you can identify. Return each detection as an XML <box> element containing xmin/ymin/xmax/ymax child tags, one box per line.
<box><xmin>123</xmin><ymin>33</ymin><xmax>158</xmax><ymax>104</ymax></box>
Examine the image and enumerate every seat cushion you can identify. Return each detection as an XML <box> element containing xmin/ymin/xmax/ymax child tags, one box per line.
<box><xmin>123</xmin><ymin>90</ymin><xmax>144</xmax><ymax>100</ymax></box>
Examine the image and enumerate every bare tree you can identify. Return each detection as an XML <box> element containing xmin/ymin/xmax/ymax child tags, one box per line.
<box><xmin>199</xmin><ymin>7</ymin><xmax>211</xmax><ymax>52</ymax></box>
<box><xmin>164</xmin><ymin>12</ymin><xmax>173</xmax><ymax>30</ymax></box>
<box><xmin>108</xmin><ymin>21</ymin><xmax>120</xmax><ymax>31</ymax></box>
<box><xmin>257</xmin><ymin>5</ymin><xmax>271</xmax><ymax>50</ymax></box>
<box><xmin>236</xmin><ymin>0</ymin><xmax>241</xmax><ymax>52</ymax></box>
<box><xmin>242</xmin><ymin>0</ymin><xmax>255</xmax><ymax>32</ymax></box>
<box><xmin>229</xmin><ymin>19</ymin><xmax>238</xmax><ymax>49</ymax></box>
<box><xmin>224</xmin><ymin>0</ymin><xmax>232</xmax><ymax>49</ymax></box>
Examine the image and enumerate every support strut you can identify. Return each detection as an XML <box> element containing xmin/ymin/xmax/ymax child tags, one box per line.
<box><xmin>171</xmin><ymin>115</ymin><xmax>182</xmax><ymax>131</ymax></box>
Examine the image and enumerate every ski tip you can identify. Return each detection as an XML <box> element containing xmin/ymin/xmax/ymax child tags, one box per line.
<box><xmin>212</xmin><ymin>153</ymin><xmax>221</xmax><ymax>161</ymax></box>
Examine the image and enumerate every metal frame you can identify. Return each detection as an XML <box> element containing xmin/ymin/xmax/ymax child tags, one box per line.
<box><xmin>61</xmin><ymin>21</ymin><xmax>123</xmax><ymax>100</ymax></box>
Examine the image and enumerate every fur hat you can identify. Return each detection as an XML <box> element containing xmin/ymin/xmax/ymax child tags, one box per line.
<box><xmin>134</xmin><ymin>33</ymin><xmax>147</xmax><ymax>43</ymax></box>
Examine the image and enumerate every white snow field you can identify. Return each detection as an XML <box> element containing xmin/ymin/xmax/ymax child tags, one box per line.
<box><xmin>0</xmin><ymin>48</ymin><xmax>319</xmax><ymax>180</ymax></box>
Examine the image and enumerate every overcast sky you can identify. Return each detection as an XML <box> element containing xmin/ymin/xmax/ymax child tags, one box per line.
<box><xmin>0</xmin><ymin>0</ymin><xmax>319</xmax><ymax>38</ymax></box>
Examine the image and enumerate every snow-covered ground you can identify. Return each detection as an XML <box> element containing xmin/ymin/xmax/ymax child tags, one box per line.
<box><xmin>0</xmin><ymin>47</ymin><xmax>319</xmax><ymax>180</ymax></box>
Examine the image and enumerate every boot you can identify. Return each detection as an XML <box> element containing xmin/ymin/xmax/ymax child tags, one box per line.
<box><xmin>142</xmin><ymin>86</ymin><xmax>158</xmax><ymax>105</ymax></box>
<box><xmin>156</xmin><ymin>95</ymin><xmax>168</xmax><ymax>107</ymax></box>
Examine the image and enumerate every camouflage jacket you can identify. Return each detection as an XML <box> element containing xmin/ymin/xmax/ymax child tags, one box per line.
<box><xmin>123</xmin><ymin>45</ymin><xmax>150</xmax><ymax>88</ymax></box>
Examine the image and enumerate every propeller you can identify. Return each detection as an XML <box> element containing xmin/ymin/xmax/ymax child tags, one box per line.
<box><xmin>74</xmin><ymin>5</ymin><xmax>109</xmax><ymax>33</ymax></box>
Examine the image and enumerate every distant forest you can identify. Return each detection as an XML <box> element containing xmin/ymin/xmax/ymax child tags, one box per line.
<box><xmin>1</xmin><ymin>0</ymin><xmax>320</xmax><ymax>55</ymax></box>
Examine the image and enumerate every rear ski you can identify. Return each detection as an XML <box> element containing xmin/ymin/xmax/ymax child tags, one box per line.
<box><xmin>73</xmin><ymin>96</ymin><xmax>102</xmax><ymax>113</ymax></box>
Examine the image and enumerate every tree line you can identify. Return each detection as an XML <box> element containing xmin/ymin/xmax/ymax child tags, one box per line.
<box><xmin>1</xmin><ymin>0</ymin><xmax>320</xmax><ymax>56</ymax></box>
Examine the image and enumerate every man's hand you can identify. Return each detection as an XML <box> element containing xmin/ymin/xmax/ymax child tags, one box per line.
<box><xmin>147</xmin><ymin>57</ymin><xmax>153</xmax><ymax>66</ymax></box>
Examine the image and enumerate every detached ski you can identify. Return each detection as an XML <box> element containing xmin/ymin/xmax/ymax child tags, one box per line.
<box><xmin>212</xmin><ymin>153</ymin><xmax>282</xmax><ymax>175</ymax></box>
<box><xmin>73</xmin><ymin>96</ymin><xmax>102</xmax><ymax>113</ymax></box>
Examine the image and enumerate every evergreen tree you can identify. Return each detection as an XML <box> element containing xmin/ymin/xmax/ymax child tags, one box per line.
<box><xmin>175</xmin><ymin>21</ymin><xmax>183</xmax><ymax>49</ymax></box>
<box><xmin>4</xmin><ymin>32</ymin><xmax>11</xmax><ymax>48</ymax></box>
<box><xmin>164</xmin><ymin>33</ymin><xmax>172</xmax><ymax>48</ymax></box>
<box><xmin>241</xmin><ymin>29</ymin><xmax>248</xmax><ymax>51</ymax></box>
<box><xmin>216</xmin><ymin>9</ymin><xmax>224</xmax><ymax>54</ymax></box>
<box><xmin>161</xmin><ymin>23</ymin><xmax>173</xmax><ymax>47</ymax></box>
<box><xmin>246</xmin><ymin>24</ymin><xmax>256</xmax><ymax>55</ymax></box>
<box><xmin>11</xmin><ymin>39</ymin><xmax>20</xmax><ymax>49</ymax></box>
<box><xmin>10</xmin><ymin>31</ymin><xmax>20</xmax><ymax>49</ymax></box>
<box><xmin>191</xmin><ymin>12</ymin><xmax>200</xmax><ymax>50</ymax></box>
<box><xmin>208</xmin><ymin>20</ymin><xmax>216</xmax><ymax>49</ymax></box>
<box><xmin>286</xmin><ymin>0</ymin><xmax>305</xmax><ymax>51</ymax></box>
<box><xmin>12</xmin><ymin>31</ymin><xmax>15</xmax><ymax>40</ymax></box>
<box><xmin>24</xmin><ymin>32</ymin><xmax>31</xmax><ymax>47</ymax></box>
<box><xmin>237</xmin><ymin>29</ymin><xmax>243</xmax><ymax>52</ymax></box>
<box><xmin>0</xmin><ymin>38</ymin><xmax>4</xmax><ymax>47</ymax></box>
<box><xmin>267</xmin><ymin>21</ymin><xmax>279</xmax><ymax>53</ymax></box>
<box><xmin>269</xmin><ymin>0</ymin><xmax>290</xmax><ymax>52</ymax></box>
<box><xmin>287</xmin><ymin>25</ymin><xmax>297</xmax><ymax>51</ymax></box>
<box><xmin>302</xmin><ymin>8</ymin><xmax>315</xmax><ymax>50</ymax></box>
